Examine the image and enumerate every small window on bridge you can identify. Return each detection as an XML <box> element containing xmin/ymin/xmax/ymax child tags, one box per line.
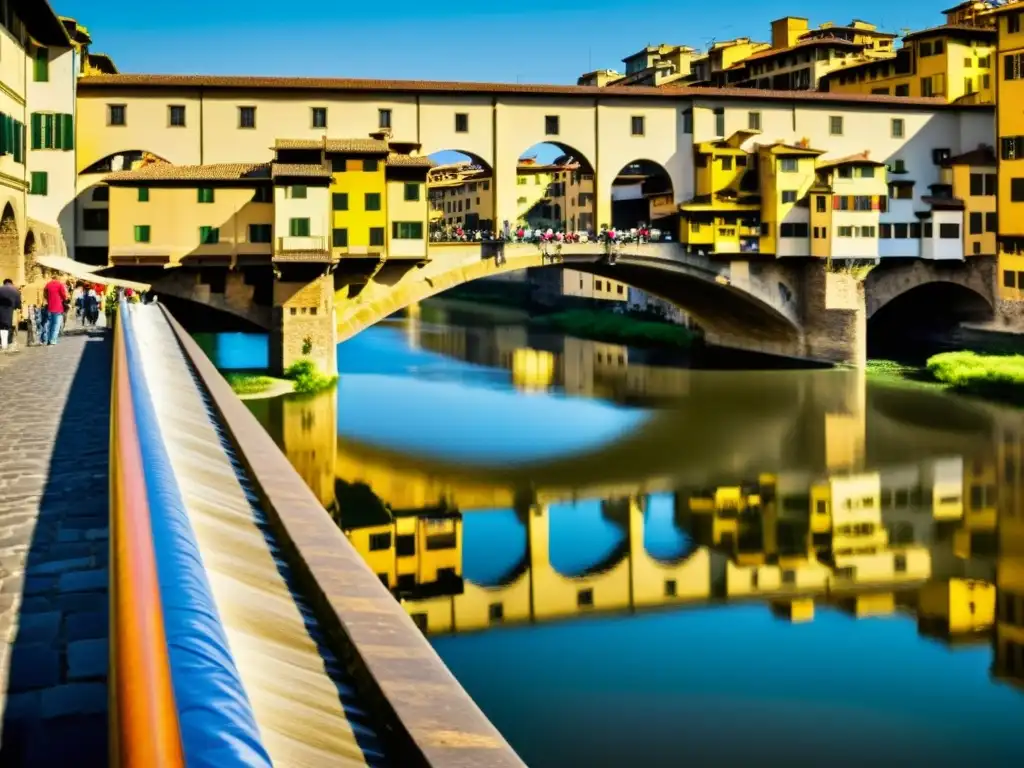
<box><xmin>1007</xmin><ymin>271</ymin><xmax>1018</xmax><ymax>289</ymax></box>
<box><xmin>369</xmin><ymin>532</ymin><xmax>391</xmax><ymax>551</ymax></box>
<box><xmin>545</xmin><ymin>115</ymin><xmax>559</xmax><ymax>135</ymax></box>
<box><xmin>630</xmin><ymin>115</ymin><xmax>645</xmax><ymax>136</ymax></box>
<box><xmin>378</xmin><ymin>108</ymin><xmax>392</xmax><ymax>129</ymax></box>
<box><xmin>939</xmin><ymin>223</ymin><xmax>960</xmax><ymax>239</ymax></box>
<box><xmin>488</xmin><ymin>603</ymin><xmax>504</xmax><ymax>623</ymax></box>
<box><xmin>454</xmin><ymin>113</ymin><xmax>469</xmax><ymax>133</ymax></box>
<box><xmin>577</xmin><ymin>588</ymin><xmax>594</xmax><ymax>608</ymax></box>
<box><xmin>396</xmin><ymin>534</ymin><xmax>415</xmax><ymax>556</ymax></box>
<box><xmin>664</xmin><ymin>580</ymin><xmax>677</xmax><ymax>598</ymax></box>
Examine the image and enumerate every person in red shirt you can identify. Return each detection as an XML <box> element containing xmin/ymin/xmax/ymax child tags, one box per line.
<box><xmin>42</xmin><ymin>275</ymin><xmax>68</xmax><ymax>345</ymax></box>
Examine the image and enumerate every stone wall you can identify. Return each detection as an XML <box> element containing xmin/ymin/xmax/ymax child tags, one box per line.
<box><xmin>800</xmin><ymin>263</ymin><xmax>866</xmax><ymax>367</ymax></box>
<box><xmin>865</xmin><ymin>256</ymin><xmax>996</xmax><ymax>319</ymax></box>
<box><xmin>270</xmin><ymin>274</ymin><xmax>337</xmax><ymax>376</ymax></box>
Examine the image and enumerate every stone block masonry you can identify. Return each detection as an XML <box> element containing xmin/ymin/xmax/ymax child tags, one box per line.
<box><xmin>0</xmin><ymin>331</ymin><xmax>110</xmax><ymax>766</ymax></box>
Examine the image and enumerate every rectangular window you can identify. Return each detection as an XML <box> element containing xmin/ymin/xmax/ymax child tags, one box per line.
<box><xmin>939</xmin><ymin>222</ymin><xmax>960</xmax><ymax>239</ymax></box>
<box><xmin>238</xmin><ymin>106</ymin><xmax>256</xmax><ymax>128</ymax></box>
<box><xmin>289</xmin><ymin>218</ymin><xmax>311</xmax><ymax>237</ymax></box>
<box><xmin>254</xmin><ymin>186</ymin><xmax>273</xmax><ymax>203</ymax></box>
<box><xmin>860</xmin><ymin>226</ymin><xmax>876</xmax><ymax>238</ymax></box>
<box><xmin>838</xmin><ymin>226</ymin><xmax>853</xmax><ymax>238</ymax></box>
<box><xmin>970</xmin><ymin>173</ymin><xmax>984</xmax><ymax>196</ymax></box>
<box><xmin>60</xmin><ymin>113</ymin><xmax>73</xmax><ymax>150</ymax></box>
<box><xmin>984</xmin><ymin>174</ymin><xmax>997</xmax><ymax>196</ymax></box>
<box><xmin>545</xmin><ymin>115</ymin><xmax>559</xmax><ymax>135</ymax></box>
<box><xmin>1011</xmin><ymin>14</ymin><xmax>1022</xmax><ymax>35</ymax></box>
<box><xmin>403</xmin><ymin>182</ymin><xmax>421</xmax><ymax>201</ymax></box>
<box><xmin>28</xmin><ymin>171</ymin><xmax>46</xmax><ymax>196</ymax></box>
<box><xmin>197</xmin><ymin>187</ymin><xmax>215</xmax><ymax>203</ymax></box>
<box><xmin>290</xmin><ymin>185</ymin><xmax>307</xmax><ymax>199</ymax></box>
<box><xmin>781</xmin><ymin>190</ymin><xmax>797</xmax><ymax>203</ymax></box>
<box><xmin>721</xmin><ymin>156</ymin><xmax>733</xmax><ymax>171</ymax></box>
<box><xmin>970</xmin><ymin>212</ymin><xmax>983</xmax><ymax>234</ymax></box>
<box><xmin>454</xmin><ymin>113</ymin><xmax>469</xmax><ymax>132</ymax></box>
<box><xmin>365</xmin><ymin>192</ymin><xmax>381</xmax><ymax>211</ymax></box>
<box><xmin>986</xmin><ymin>212</ymin><xmax>998</xmax><ymax>232</ymax></box>
<box><xmin>780</xmin><ymin>158</ymin><xmax>798</xmax><ymax>172</ymax></box>
<box><xmin>199</xmin><ymin>226</ymin><xmax>220</xmax><ymax>244</ymax></box>
<box><xmin>108</xmin><ymin>104</ymin><xmax>126</xmax><ymax>126</ymax></box>
<box><xmin>169</xmin><ymin>105</ymin><xmax>186</xmax><ymax>127</ymax></box>
<box><xmin>248</xmin><ymin>223</ymin><xmax>272</xmax><ymax>243</ymax></box>
<box><xmin>83</xmin><ymin>209</ymin><xmax>109</xmax><ymax>231</ymax></box>
<box><xmin>363</xmin><ymin>158</ymin><xmax>379</xmax><ymax>172</ymax></box>
<box><xmin>392</xmin><ymin>221</ymin><xmax>424</xmax><ymax>239</ymax></box>
<box><xmin>779</xmin><ymin>223</ymin><xmax>808</xmax><ymax>237</ymax></box>
<box><xmin>311</xmin><ymin>107</ymin><xmax>327</xmax><ymax>129</ymax></box>
<box><xmin>1006</xmin><ymin>270</ymin><xmax>1017</xmax><ymax>289</ymax></box>
<box><xmin>378</xmin><ymin>108</ymin><xmax>392</xmax><ymax>129</ymax></box>
<box><xmin>910</xmin><ymin>222</ymin><xmax>922</xmax><ymax>238</ymax></box>
<box><xmin>369</xmin><ymin>227</ymin><xmax>385</xmax><ymax>247</ymax></box>
<box><xmin>134</xmin><ymin>225</ymin><xmax>150</xmax><ymax>243</ymax></box>
<box><xmin>332</xmin><ymin>228</ymin><xmax>348</xmax><ymax>247</ymax></box>
<box><xmin>682</xmin><ymin>109</ymin><xmax>693</xmax><ymax>134</ymax></box>
<box><xmin>138</xmin><ymin>187</ymin><xmax>149</xmax><ymax>202</ymax></box>
<box><xmin>332</xmin><ymin>192</ymin><xmax>348</xmax><ymax>210</ymax></box>
<box><xmin>829</xmin><ymin>115</ymin><xmax>843</xmax><ymax>136</ymax></box>
<box><xmin>816</xmin><ymin>195</ymin><xmax>827</xmax><ymax>213</ymax></box>
<box><xmin>890</xmin><ymin>118</ymin><xmax>904</xmax><ymax>139</ymax></box>
<box><xmin>859</xmin><ymin>166</ymin><xmax>875</xmax><ymax>178</ymax></box>
<box><xmin>713</xmin><ymin>107</ymin><xmax>725</xmax><ymax>137</ymax></box>
<box><xmin>368</xmin><ymin>532</ymin><xmax>390</xmax><ymax>551</ymax></box>
<box><xmin>748</xmin><ymin>111</ymin><xmax>761</xmax><ymax>131</ymax></box>
<box><xmin>33</xmin><ymin>47</ymin><xmax>48</xmax><ymax>82</ymax></box>
<box><xmin>92</xmin><ymin>186</ymin><xmax>109</xmax><ymax>202</ymax></box>
<box><xmin>893</xmin><ymin>223</ymin><xmax>909</xmax><ymax>238</ymax></box>
<box><xmin>630</xmin><ymin>115</ymin><xmax>645</xmax><ymax>136</ymax></box>
<box><xmin>879</xmin><ymin>223</ymin><xmax>892</xmax><ymax>238</ymax></box>
<box><xmin>894</xmin><ymin>84</ymin><xmax>910</xmax><ymax>97</ymax></box>
<box><xmin>1013</xmin><ymin>178</ymin><xmax>1024</xmax><ymax>203</ymax></box>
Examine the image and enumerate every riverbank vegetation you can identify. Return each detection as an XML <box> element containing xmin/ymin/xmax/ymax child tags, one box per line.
<box><xmin>867</xmin><ymin>352</ymin><xmax>1024</xmax><ymax>405</ymax></box>
<box><xmin>534</xmin><ymin>310</ymin><xmax>698</xmax><ymax>349</ymax></box>
<box><xmin>283</xmin><ymin>359</ymin><xmax>339</xmax><ymax>394</ymax></box>
<box><xmin>225</xmin><ymin>373</ymin><xmax>283</xmax><ymax>395</ymax></box>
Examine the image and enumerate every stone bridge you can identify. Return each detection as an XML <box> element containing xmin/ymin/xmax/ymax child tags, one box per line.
<box><xmin>144</xmin><ymin>245</ymin><xmax>998</xmax><ymax>374</ymax></box>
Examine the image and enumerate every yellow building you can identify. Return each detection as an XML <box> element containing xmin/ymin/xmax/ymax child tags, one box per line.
<box><xmin>942</xmin><ymin>145</ymin><xmax>998</xmax><ymax>258</ymax></box>
<box><xmin>993</xmin><ymin>1</ymin><xmax>1024</xmax><ymax>300</ymax></box>
<box><xmin>690</xmin><ymin>38</ymin><xmax>772</xmax><ymax>86</ymax></box>
<box><xmin>759</xmin><ymin>141</ymin><xmax>827</xmax><ymax>258</ymax></box>
<box><xmin>820</xmin><ymin>24</ymin><xmax>997</xmax><ymax>103</ymax></box>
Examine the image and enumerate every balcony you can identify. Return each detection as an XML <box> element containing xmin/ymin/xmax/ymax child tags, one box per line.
<box><xmin>274</xmin><ymin>235</ymin><xmax>333</xmax><ymax>264</ymax></box>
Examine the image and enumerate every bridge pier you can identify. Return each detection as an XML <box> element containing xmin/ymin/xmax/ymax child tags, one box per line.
<box><xmin>270</xmin><ymin>268</ymin><xmax>338</xmax><ymax>377</ymax></box>
<box><xmin>799</xmin><ymin>264</ymin><xmax>867</xmax><ymax>369</ymax></box>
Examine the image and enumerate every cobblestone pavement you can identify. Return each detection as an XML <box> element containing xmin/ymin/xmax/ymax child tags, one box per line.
<box><xmin>0</xmin><ymin>329</ymin><xmax>110</xmax><ymax>765</ymax></box>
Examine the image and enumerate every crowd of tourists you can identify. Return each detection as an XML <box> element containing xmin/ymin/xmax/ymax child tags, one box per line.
<box><xmin>0</xmin><ymin>273</ymin><xmax>142</xmax><ymax>353</ymax></box>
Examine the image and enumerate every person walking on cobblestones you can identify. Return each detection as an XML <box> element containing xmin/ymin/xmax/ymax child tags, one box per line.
<box><xmin>0</xmin><ymin>278</ymin><xmax>21</xmax><ymax>352</ymax></box>
<box><xmin>42</xmin><ymin>274</ymin><xmax>68</xmax><ymax>345</ymax></box>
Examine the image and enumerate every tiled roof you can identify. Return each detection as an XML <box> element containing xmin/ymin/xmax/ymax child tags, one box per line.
<box><xmin>817</xmin><ymin>152</ymin><xmax>885</xmax><ymax>169</ymax></box>
<box><xmin>104</xmin><ymin>162</ymin><xmax>270</xmax><ymax>183</ymax></box>
<box><xmin>902</xmin><ymin>24</ymin><xmax>997</xmax><ymax>41</ymax></box>
<box><xmin>271</xmin><ymin>163</ymin><xmax>332</xmax><ymax>179</ymax></box>
<box><xmin>799</xmin><ymin>25</ymin><xmax>898</xmax><ymax>39</ymax></box>
<box><xmin>741</xmin><ymin>37</ymin><xmax>864</xmax><ymax>64</ymax></box>
<box><xmin>758</xmin><ymin>141</ymin><xmax>825</xmax><ymax>155</ymax></box>
<box><xmin>922</xmin><ymin>195</ymin><xmax>965</xmax><ymax>210</ymax></box>
<box><xmin>272</xmin><ymin>137</ymin><xmax>390</xmax><ymax>153</ymax></box>
<box><xmin>944</xmin><ymin>145</ymin><xmax>997</xmax><ymax>166</ymax></box>
<box><xmin>385</xmin><ymin>153</ymin><xmax>434</xmax><ymax>168</ymax></box>
<box><xmin>76</xmin><ymin>73</ymin><xmax>987</xmax><ymax>109</ymax></box>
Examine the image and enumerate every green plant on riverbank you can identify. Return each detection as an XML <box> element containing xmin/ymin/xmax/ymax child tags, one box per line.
<box><xmin>225</xmin><ymin>373</ymin><xmax>280</xmax><ymax>395</ymax></box>
<box><xmin>535</xmin><ymin>310</ymin><xmax>697</xmax><ymax>349</ymax></box>
<box><xmin>284</xmin><ymin>358</ymin><xmax>339</xmax><ymax>394</ymax></box>
<box><xmin>926</xmin><ymin>351</ymin><xmax>1024</xmax><ymax>403</ymax></box>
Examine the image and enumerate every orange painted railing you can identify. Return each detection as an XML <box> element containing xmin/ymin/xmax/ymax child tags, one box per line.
<box><xmin>109</xmin><ymin>312</ymin><xmax>185</xmax><ymax>767</ymax></box>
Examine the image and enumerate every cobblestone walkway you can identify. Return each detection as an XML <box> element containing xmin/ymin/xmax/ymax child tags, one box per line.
<box><xmin>0</xmin><ymin>330</ymin><xmax>110</xmax><ymax>765</ymax></box>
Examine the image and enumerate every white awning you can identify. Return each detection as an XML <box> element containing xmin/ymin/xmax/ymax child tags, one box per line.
<box><xmin>33</xmin><ymin>254</ymin><xmax>152</xmax><ymax>292</ymax></box>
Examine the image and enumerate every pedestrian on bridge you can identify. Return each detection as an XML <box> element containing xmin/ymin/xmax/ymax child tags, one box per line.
<box><xmin>0</xmin><ymin>278</ymin><xmax>21</xmax><ymax>352</ymax></box>
<box><xmin>42</xmin><ymin>274</ymin><xmax>68</xmax><ymax>345</ymax></box>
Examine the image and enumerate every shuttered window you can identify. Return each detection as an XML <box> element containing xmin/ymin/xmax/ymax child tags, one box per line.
<box><xmin>29</xmin><ymin>172</ymin><xmax>47</xmax><ymax>196</ymax></box>
<box><xmin>30</xmin><ymin>113</ymin><xmax>75</xmax><ymax>150</ymax></box>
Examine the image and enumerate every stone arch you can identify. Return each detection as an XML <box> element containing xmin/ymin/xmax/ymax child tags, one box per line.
<box><xmin>23</xmin><ymin>228</ymin><xmax>41</xmax><ymax>285</ymax></box>
<box><xmin>609</xmin><ymin>158</ymin><xmax>676</xmax><ymax>232</ymax></box>
<box><xmin>514</xmin><ymin>140</ymin><xmax>595</xmax><ymax>233</ymax></box>
<box><xmin>79</xmin><ymin>149</ymin><xmax>172</xmax><ymax>176</ymax></box>
<box><xmin>425</xmin><ymin>149</ymin><xmax>496</xmax><ymax>233</ymax></box>
<box><xmin>865</xmin><ymin>258</ymin><xmax>995</xmax><ymax>320</ymax></box>
<box><xmin>0</xmin><ymin>203</ymin><xmax>20</xmax><ymax>285</ymax></box>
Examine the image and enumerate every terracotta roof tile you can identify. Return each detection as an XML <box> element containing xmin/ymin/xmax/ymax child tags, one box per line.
<box><xmin>902</xmin><ymin>23</ymin><xmax>997</xmax><ymax>41</ymax></box>
<box><xmin>742</xmin><ymin>37</ymin><xmax>864</xmax><ymax>64</ymax></box>
<box><xmin>817</xmin><ymin>152</ymin><xmax>885</xmax><ymax>169</ymax></box>
<box><xmin>385</xmin><ymin>153</ymin><xmax>434</xmax><ymax>168</ymax></box>
<box><xmin>327</xmin><ymin>138</ymin><xmax>388</xmax><ymax>153</ymax></box>
<box><xmin>76</xmin><ymin>73</ymin><xmax>986</xmax><ymax>109</ymax></box>
<box><xmin>944</xmin><ymin>145</ymin><xmax>996</xmax><ymax>166</ymax></box>
<box><xmin>104</xmin><ymin>162</ymin><xmax>270</xmax><ymax>183</ymax></box>
<box><xmin>271</xmin><ymin>162</ymin><xmax>331</xmax><ymax>179</ymax></box>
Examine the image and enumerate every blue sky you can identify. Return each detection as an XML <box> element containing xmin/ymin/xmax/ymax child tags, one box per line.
<box><xmin>66</xmin><ymin>0</ymin><xmax>943</xmax><ymax>84</ymax></box>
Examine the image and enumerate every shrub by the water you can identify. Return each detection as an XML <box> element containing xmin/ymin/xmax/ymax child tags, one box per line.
<box><xmin>926</xmin><ymin>351</ymin><xmax>1024</xmax><ymax>402</ymax></box>
<box><xmin>225</xmin><ymin>373</ymin><xmax>278</xmax><ymax>395</ymax></box>
<box><xmin>283</xmin><ymin>358</ymin><xmax>339</xmax><ymax>394</ymax></box>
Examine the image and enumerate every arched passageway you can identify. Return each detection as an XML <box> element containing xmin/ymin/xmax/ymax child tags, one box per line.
<box><xmin>610</xmin><ymin>159</ymin><xmax>675</xmax><ymax>233</ymax></box>
<box><xmin>0</xmin><ymin>203</ymin><xmax>19</xmax><ymax>284</ymax></box>
<box><xmin>515</xmin><ymin>141</ymin><xmax>595</xmax><ymax>235</ymax></box>
<box><xmin>426</xmin><ymin>149</ymin><xmax>495</xmax><ymax>234</ymax></box>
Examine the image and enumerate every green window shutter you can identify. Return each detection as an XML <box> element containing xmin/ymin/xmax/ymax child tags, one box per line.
<box><xmin>391</xmin><ymin>222</ymin><xmax>398</xmax><ymax>239</ymax></box>
<box><xmin>365</xmin><ymin>192</ymin><xmax>380</xmax><ymax>211</ymax></box>
<box><xmin>30</xmin><ymin>114</ymin><xmax>42</xmax><ymax>150</ymax></box>
<box><xmin>411</xmin><ymin>222</ymin><xmax>423</xmax><ymax>239</ymax></box>
<box><xmin>289</xmin><ymin>218</ymin><xmax>311</xmax><ymax>237</ymax></box>
<box><xmin>2</xmin><ymin>115</ymin><xmax>13</xmax><ymax>156</ymax></box>
<box><xmin>0</xmin><ymin>114</ymin><xmax>9</xmax><ymax>155</ymax></box>
<box><xmin>332</xmin><ymin>228</ymin><xmax>348</xmax><ymax>247</ymax></box>
<box><xmin>404</xmin><ymin>183</ymin><xmax>420</xmax><ymax>201</ymax></box>
<box><xmin>199</xmin><ymin>226</ymin><xmax>210</xmax><ymax>243</ymax></box>
<box><xmin>29</xmin><ymin>172</ymin><xmax>47</xmax><ymax>195</ymax></box>
<box><xmin>138</xmin><ymin>187</ymin><xmax>149</xmax><ymax>202</ymax></box>
<box><xmin>42</xmin><ymin>114</ymin><xmax>54</xmax><ymax>149</ymax></box>
<box><xmin>61</xmin><ymin>113</ymin><xmax>73</xmax><ymax>150</ymax></box>
<box><xmin>33</xmin><ymin>48</ymin><xmax>48</xmax><ymax>82</ymax></box>
<box><xmin>15</xmin><ymin>122</ymin><xmax>24</xmax><ymax>163</ymax></box>
<box><xmin>300</xmin><ymin>219</ymin><xmax>310</xmax><ymax>236</ymax></box>
<box><xmin>198</xmin><ymin>187</ymin><xmax>214</xmax><ymax>203</ymax></box>
<box><xmin>332</xmin><ymin>192</ymin><xmax>348</xmax><ymax>210</ymax></box>
<box><xmin>211</xmin><ymin>227</ymin><xmax>219</xmax><ymax>244</ymax></box>
<box><xmin>134</xmin><ymin>225</ymin><xmax>150</xmax><ymax>243</ymax></box>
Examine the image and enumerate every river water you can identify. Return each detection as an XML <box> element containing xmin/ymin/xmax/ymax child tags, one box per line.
<box><xmin>198</xmin><ymin>299</ymin><xmax>1024</xmax><ymax>768</ymax></box>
